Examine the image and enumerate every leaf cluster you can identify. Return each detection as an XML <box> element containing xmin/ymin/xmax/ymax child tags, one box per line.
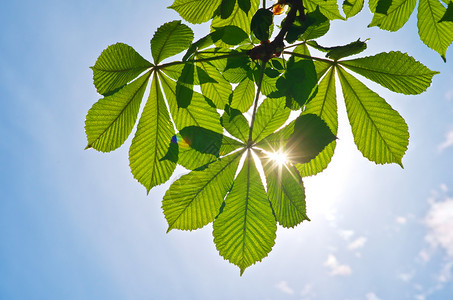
<box><xmin>85</xmin><ymin>0</ymin><xmax>448</xmax><ymax>274</ymax></box>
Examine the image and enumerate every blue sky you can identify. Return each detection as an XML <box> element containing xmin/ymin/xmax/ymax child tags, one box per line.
<box><xmin>1</xmin><ymin>1</ymin><xmax>453</xmax><ymax>299</ymax></box>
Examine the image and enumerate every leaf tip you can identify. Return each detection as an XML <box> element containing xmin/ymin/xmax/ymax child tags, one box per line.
<box><xmin>84</xmin><ymin>144</ymin><xmax>92</xmax><ymax>150</ymax></box>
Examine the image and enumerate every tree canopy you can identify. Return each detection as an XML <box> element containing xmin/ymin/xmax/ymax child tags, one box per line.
<box><xmin>85</xmin><ymin>0</ymin><xmax>452</xmax><ymax>274</ymax></box>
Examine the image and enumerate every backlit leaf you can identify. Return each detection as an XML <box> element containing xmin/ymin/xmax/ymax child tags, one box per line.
<box><xmin>261</xmin><ymin>156</ymin><xmax>309</xmax><ymax>228</ymax></box>
<box><xmin>159</xmin><ymin>73</ymin><xmax>223</xmax><ymax>133</ymax></box>
<box><xmin>91</xmin><ymin>43</ymin><xmax>152</xmax><ymax>95</ymax></box>
<box><xmin>129</xmin><ymin>75</ymin><xmax>176</xmax><ymax>192</ymax></box>
<box><xmin>213</xmin><ymin>151</ymin><xmax>276</xmax><ymax>275</ymax></box>
<box><xmin>297</xmin><ymin>68</ymin><xmax>338</xmax><ymax>177</ymax></box>
<box><xmin>337</xmin><ymin>67</ymin><xmax>409</xmax><ymax>166</ymax></box>
<box><xmin>230</xmin><ymin>77</ymin><xmax>255</xmax><ymax>112</ymax></box>
<box><xmin>340</xmin><ymin>51</ymin><xmax>439</xmax><ymax>94</ymax></box>
<box><xmin>169</xmin><ymin>0</ymin><xmax>222</xmax><ymax>24</ymax></box>
<box><xmin>369</xmin><ymin>0</ymin><xmax>417</xmax><ymax>32</ymax></box>
<box><xmin>286</xmin><ymin>114</ymin><xmax>337</xmax><ymax>164</ymax></box>
<box><xmin>151</xmin><ymin>21</ymin><xmax>194</xmax><ymax>64</ymax></box>
<box><xmin>252</xmin><ymin>98</ymin><xmax>290</xmax><ymax>143</ymax></box>
<box><xmin>85</xmin><ymin>72</ymin><xmax>151</xmax><ymax>152</ymax></box>
<box><xmin>221</xmin><ymin>108</ymin><xmax>250</xmax><ymax>143</ymax></box>
<box><xmin>163</xmin><ymin>151</ymin><xmax>243</xmax><ymax>231</ymax></box>
<box><xmin>342</xmin><ymin>0</ymin><xmax>364</xmax><ymax>18</ymax></box>
<box><xmin>417</xmin><ymin>0</ymin><xmax>453</xmax><ymax>61</ymax></box>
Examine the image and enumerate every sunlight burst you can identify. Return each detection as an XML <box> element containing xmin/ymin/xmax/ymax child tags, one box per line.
<box><xmin>266</xmin><ymin>151</ymin><xmax>289</xmax><ymax>166</ymax></box>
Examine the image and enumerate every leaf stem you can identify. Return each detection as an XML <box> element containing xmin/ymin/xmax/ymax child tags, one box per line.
<box><xmin>247</xmin><ymin>61</ymin><xmax>267</xmax><ymax>146</ymax></box>
<box><xmin>155</xmin><ymin>52</ymin><xmax>248</xmax><ymax>70</ymax></box>
<box><xmin>283</xmin><ymin>51</ymin><xmax>334</xmax><ymax>64</ymax></box>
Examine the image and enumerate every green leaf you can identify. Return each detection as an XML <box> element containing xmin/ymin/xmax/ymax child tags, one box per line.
<box><xmin>251</xmin><ymin>8</ymin><xmax>274</xmax><ymax>42</ymax></box>
<box><xmin>374</xmin><ymin>0</ymin><xmax>393</xmax><ymax>14</ymax></box>
<box><xmin>183</xmin><ymin>33</ymin><xmax>215</xmax><ymax>61</ymax></box>
<box><xmin>176</xmin><ymin>135</ymin><xmax>244</xmax><ymax>170</ymax></box>
<box><xmin>163</xmin><ymin>151</ymin><xmax>243</xmax><ymax>231</ymax></box>
<box><xmin>337</xmin><ymin>67</ymin><xmax>409</xmax><ymax>166</ymax></box>
<box><xmin>159</xmin><ymin>72</ymin><xmax>223</xmax><ymax>133</ymax></box>
<box><xmin>439</xmin><ymin>2</ymin><xmax>453</xmax><ymax>22</ymax></box>
<box><xmin>213</xmin><ymin>151</ymin><xmax>276</xmax><ymax>275</ymax></box>
<box><xmin>211</xmin><ymin>0</ymin><xmax>258</xmax><ymax>35</ymax></box>
<box><xmin>230</xmin><ymin>77</ymin><xmax>255</xmax><ymax>112</ymax></box>
<box><xmin>369</xmin><ymin>0</ymin><xmax>417</xmax><ymax>32</ymax></box>
<box><xmin>271</xmin><ymin>57</ymin><xmax>318</xmax><ymax>107</ymax></box>
<box><xmin>238</xmin><ymin>0</ymin><xmax>251</xmax><ymax>13</ymax></box>
<box><xmin>286</xmin><ymin>8</ymin><xmax>329</xmax><ymax>43</ymax></box>
<box><xmin>176</xmin><ymin>63</ymin><xmax>195</xmax><ymax>108</ymax></box>
<box><xmin>304</xmin><ymin>0</ymin><xmax>345</xmax><ymax>20</ymax></box>
<box><xmin>91</xmin><ymin>43</ymin><xmax>152</xmax><ymax>96</ymax></box>
<box><xmin>178</xmin><ymin>126</ymin><xmax>224</xmax><ymax>157</ymax></box>
<box><xmin>252</xmin><ymin>98</ymin><xmax>291</xmax><ymax>143</ymax></box>
<box><xmin>325</xmin><ymin>39</ymin><xmax>368</xmax><ymax>60</ymax></box>
<box><xmin>129</xmin><ymin>75</ymin><xmax>176</xmax><ymax>192</ymax></box>
<box><xmin>85</xmin><ymin>72</ymin><xmax>151</xmax><ymax>152</ymax></box>
<box><xmin>220</xmin><ymin>0</ymin><xmax>236</xmax><ymax>19</ymax></box>
<box><xmin>286</xmin><ymin>114</ymin><xmax>337</xmax><ymax>164</ymax></box>
<box><xmin>297</xmin><ymin>68</ymin><xmax>338</xmax><ymax>177</ymax></box>
<box><xmin>151</xmin><ymin>21</ymin><xmax>194</xmax><ymax>64</ymax></box>
<box><xmin>255</xmin><ymin>120</ymin><xmax>295</xmax><ymax>153</ymax></box>
<box><xmin>169</xmin><ymin>0</ymin><xmax>222</xmax><ymax>24</ymax></box>
<box><xmin>261</xmin><ymin>156</ymin><xmax>309</xmax><ymax>228</ymax></box>
<box><xmin>211</xmin><ymin>26</ymin><xmax>249</xmax><ymax>46</ymax></box>
<box><xmin>342</xmin><ymin>0</ymin><xmax>364</xmax><ymax>18</ymax></box>
<box><xmin>221</xmin><ymin>108</ymin><xmax>250</xmax><ymax>143</ymax></box>
<box><xmin>417</xmin><ymin>0</ymin><xmax>453</xmax><ymax>61</ymax></box>
<box><xmin>197</xmin><ymin>60</ymin><xmax>232</xmax><ymax>108</ymax></box>
<box><xmin>340</xmin><ymin>51</ymin><xmax>439</xmax><ymax>95</ymax></box>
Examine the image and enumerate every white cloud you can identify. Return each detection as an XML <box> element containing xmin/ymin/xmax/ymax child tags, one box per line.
<box><xmin>365</xmin><ymin>292</ymin><xmax>382</xmax><ymax>300</ymax></box>
<box><xmin>300</xmin><ymin>283</ymin><xmax>314</xmax><ymax>299</ymax></box>
<box><xmin>397</xmin><ymin>270</ymin><xmax>415</xmax><ymax>282</ymax></box>
<box><xmin>445</xmin><ymin>89</ymin><xmax>453</xmax><ymax>101</ymax></box>
<box><xmin>339</xmin><ymin>229</ymin><xmax>354</xmax><ymax>241</ymax></box>
<box><xmin>348</xmin><ymin>237</ymin><xmax>367</xmax><ymax>250</ymax></box>
<box><xmin>424</xmin><ymin>196</ymin><xmax>453</xmax><ymax>256</ymax></box>
<box><xmin>275</xmin><ymin>281</ymin><xmax>294</xmax><ymax>295</ymax></box>
<box><xmin>324</xmin><ymin>254</ymin><xmax>352</xmax><ymax>276</ymax></box>
<box><xmin>437</xmin><ymin>261</ymin><xmax>453</xmax><ymax>283</ymax></box>
<box><xmin>438</xmin><ymin>129</ymin><xmax>453</xmax><ymax>152</ymax></box>
<box><xmin>395</xmin><ymin>216</ymin><xmax>407</xmax><ymax>225</ymax></box>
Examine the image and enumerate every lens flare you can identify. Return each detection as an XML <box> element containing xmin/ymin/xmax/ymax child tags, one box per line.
<box><xmin>266</xmin><ymin>151</ymin><xmax>289</xmax><ymax>166</ymax></box>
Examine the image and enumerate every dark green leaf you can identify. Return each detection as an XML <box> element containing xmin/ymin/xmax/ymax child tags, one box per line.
<box><xmin>176</xmin><ymin>63</ymin><xmax>195</xmax><ymax>108</ymax></box>
<box><xmin>251</xmin><ymin>8</ymin><xmax>274</xmax><ymax>42</ymax></box>
<box><xmin>151</xmin><ymin>21</ymin><xmax>194</xmax><ymax>64</ymax></box>
<box><xmin>220</xmin><ymin>0</ymin><xmax>236</xmax><ymax>19</ymax></box>
<box><xmin>91</xmin><ymin>43</ymin><xmax>152</xmax><ymax>95</ymax></box>
<box><xmin>296</xmin><ymin>68</ymin><xmax>337</xmax><ymax>177</ymax></box>
<box><xmin>85</xmin><ymin>72</ymin><xmax>151</xmax><ymax>152</ymax></box>
<box><xmin>211</xmin><ymin>0</ymin><xmax>259</xmax><ymax>35</ymax></box>
<box><xmin>286</xmin><ymin>114</ymin><xmax>337</xmax><ymax>164</ymax></box>
<box><xmin>439</xmin><ymin>2</ymin><xmax>453</xmax><ymax>22</ymax></box>
<box><xmin>238</xmin><ymin>0</ymin><xmax>251</xmax><ymax>13</ymax></box>
<box><xmin>326</xmin><ymin>39</ymin><xmax>368</xmax><ymax>60</ymax></box>
<box><xmin>375</xmin><ymin>0</ymin><xmax>393</xmax><ymax>14</ymax></box>
<box><xmin>211</xmin><ymin>26</ymin><xmax>249</xmax><ymax>46</ymax></box>
<box><xmin>213</xmin><ymin>151</ymin><xmax>276</xmax><ymax>275</ymax></box>
<box><xmin>183</xmin><ymin>33</ymin><xmax>215</xmax><ymax>61</ymax></box>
